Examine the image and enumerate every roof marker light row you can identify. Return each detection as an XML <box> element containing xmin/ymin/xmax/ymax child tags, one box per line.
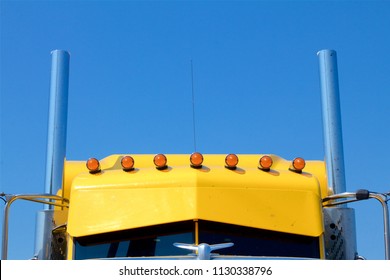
<box><xmin>86</xmin><ymin>153</ymin><xmax>306</xmax><ymax>174</ymax></box>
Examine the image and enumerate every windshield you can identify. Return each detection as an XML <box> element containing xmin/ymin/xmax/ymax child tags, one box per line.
<box><xmin>74</xmin><ymin>220</ymin><xmax>320</xmax><ymax>259</ymax></box>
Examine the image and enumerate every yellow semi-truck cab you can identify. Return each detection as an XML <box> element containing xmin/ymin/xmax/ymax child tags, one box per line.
<box><xmin>59</xmin><ymin>154</ymin><xmax>328</xmax><ymax>260</ymax></box>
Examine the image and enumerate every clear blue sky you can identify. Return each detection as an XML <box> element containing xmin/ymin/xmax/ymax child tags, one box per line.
<box><xmin>1</xmin><ymin>0</ymin><xmax>389</xmax><ymax>260</ymax></box>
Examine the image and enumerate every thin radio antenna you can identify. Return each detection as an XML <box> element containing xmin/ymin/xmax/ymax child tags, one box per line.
<box><xmin>191</xmin><ymin>59</ymin><xmax>197</xmax><ymax>151</ymax></box>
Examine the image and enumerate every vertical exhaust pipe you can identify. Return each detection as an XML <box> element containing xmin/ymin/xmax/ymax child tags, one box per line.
<box><xmin>317</xmin><ymin>49</ymin><xmax>347</xmax><ymax>195</ymax></box>
<box><xmin>44</xmin><ymin>50</ymin><xmax>70</xmax><ymax>206</ymax></box>
<box><xmin>318</xmin><ymin>50</ymin><xmax>358</xmax><ymax>259</ymax></box>
<box><xmin>34</xmin><ymin>50</ymin><xmax>70</xmax><ymax>259</ymax></box>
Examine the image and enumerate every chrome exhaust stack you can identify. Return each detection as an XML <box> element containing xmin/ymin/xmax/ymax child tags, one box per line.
<box><xmin>318</xmin><ymin>50</ymin><xmax>358</xmax><ymax>259</ymax></box>
<box><xmin>317</xmin><ymin>49</ymin><xmax>347</xmax><ymax>195</ymax></box>
<box><xmin>35</xmin><ymin>50</ymin><xmax>70</xmax><ymax>259</ymax></box>
<box><xmin>44</xmin><ymin>50</ymin><xmax>70</xmax><ymax>201</ymax></box>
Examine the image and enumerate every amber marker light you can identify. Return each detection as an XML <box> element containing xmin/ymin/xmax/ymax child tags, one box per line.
<box><xmin>190</xmin><ymin>152</ymin><xmax>203</xmax><ymax>168</ymax></box>
<box><xmin>290</xmin><ymin>157</ymin><xmax>306</xmax><ymax>173</ymax></box>
<box><xmin>225</xmin><ymin>154</ymin><xmax>239</xmax><ymax>170</ymax></box>
<box><xmin>154</xmin><ymin>154</ymin><xmax>168</xmax><ymax>170</ymax></box>
<box><xmin>259</xmin><ymin>155</ymin><xmax>273</xmax><ymax>171</ymax></box>
<box><xmin>121</xmin><ymin>155</ymin><xmax>135</xmax><ymax>171</ymax></box>
<box><xmin>86</xmin><ymin>158</ymin><xmax>101</xmax><ymax>174</ymax></box>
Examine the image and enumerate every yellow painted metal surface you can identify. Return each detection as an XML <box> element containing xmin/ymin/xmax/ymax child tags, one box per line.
<box><xmin>64</xmin><ymin>154</ymin><xmax>328</xmax><ymax>239</ymax></box>
<box><xmin>66</xmin><ymin>237</ymin><xmax>74</xmax><ymax>260</ymax></box>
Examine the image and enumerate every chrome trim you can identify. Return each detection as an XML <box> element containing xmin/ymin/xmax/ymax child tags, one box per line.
<box><xmin>94</xmin><ymin>255</ymin><xmax>318</xmax><ymax>260</ymax></box>
<box><xmin>323</xmin><ymin>190</ymin><xmax>389</xmax><ymax>259</ymax></box>
<box><xmin>1</xmin><ymin>193</ymin><xmax>68</xmax><ymax>260</ymax></box>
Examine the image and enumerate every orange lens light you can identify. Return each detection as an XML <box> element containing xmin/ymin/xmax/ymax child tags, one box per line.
<box><xmin>259</xmin><ymin>155</ymin><xmax>273</xmax><ymax>170</ymax></box>
<box><xmin>291</xmin><ymin>157</ymin><xmax>306</xmax><ymax>173</ymax></box>
<box><xmin>225</xmin><ymin>154</ymin><xmax>239</xmax><ymax>169</ymax></box>
<box><xmin>154</xmin><ymin>154</ymin><xmax>168</xmax><ymax>170</ymax></box>
<box><xmin>190</xmin><ymin>152</ymin><xmax>203</xmax><ymax>168</ymax></box>
<box><xmin>121</xmin><ymin>156</ymin><xmax>135</xmax><ymax>171</ymax></box>
<box><xmin>86</xmin><ymin>158</ymin><xmax>101</xmax><ymax>173</ymax></box>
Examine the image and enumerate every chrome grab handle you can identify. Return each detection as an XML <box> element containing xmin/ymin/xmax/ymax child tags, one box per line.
<box><xmin>323</xmin><ymin>190</ymin><xmax>389</xmax><ymax>260</ymax></box>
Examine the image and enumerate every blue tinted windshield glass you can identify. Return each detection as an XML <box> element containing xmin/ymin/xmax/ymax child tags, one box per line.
<box><xmin>74</xmin><ymin>221</ymin><xmax>194</xmax><ymax>259</ymax></box>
